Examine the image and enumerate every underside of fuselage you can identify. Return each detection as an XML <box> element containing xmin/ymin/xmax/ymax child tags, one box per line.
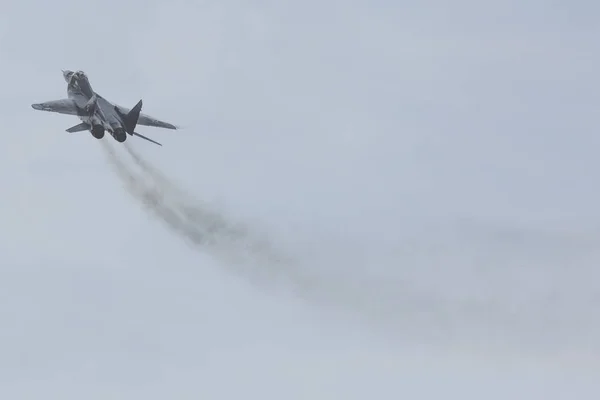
<box><xmin>67</xmin><ymin>118</ymin><xmax>127</xmax><ymax>142</ymax></box>
<box><xmin>66</xmin><ymin>73</ymin><xmax>130</xmax><ymax>144</ymax></box>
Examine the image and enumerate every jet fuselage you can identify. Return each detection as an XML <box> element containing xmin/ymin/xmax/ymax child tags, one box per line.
<box><xmin>31</xmin><ymin>70</ymin><xmax>176</xmax><ymax>146</ymax></box>
<box><xmin>63</xmin><ymin>70</ymin><xmax>128</xmax><ymax>141</ymax></box>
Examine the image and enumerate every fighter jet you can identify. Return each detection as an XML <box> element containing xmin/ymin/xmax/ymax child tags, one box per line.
<box><xmin>31</xmin><ymin>70</ymin><xmax>177</xmax><ymax>146</ymax></box>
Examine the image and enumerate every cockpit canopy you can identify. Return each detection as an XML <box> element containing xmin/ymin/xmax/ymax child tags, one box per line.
<box><xmin>62</xmin><ymin>69</ymin><xmax>74</xmax><ymax>83</ymax></box>
<box><xmin>62</xmin><ymin>70</ymin><xmax>88</xmax><ymax>84</ymax></box>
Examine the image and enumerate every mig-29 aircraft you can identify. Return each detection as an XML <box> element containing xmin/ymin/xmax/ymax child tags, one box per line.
<box><xmin>31</xmin><ymin>70</ymin><xmax>177</xmax><ymax>146</ymax></box>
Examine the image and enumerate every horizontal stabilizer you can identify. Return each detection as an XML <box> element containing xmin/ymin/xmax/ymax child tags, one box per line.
<box><xmin>66</xmin><ymin>122</ymin><xmax>90</xmax><ymax>133</ymax></box>
<box><xmin>132</xmin><ymin>131</ymin><xmax>162</xmax><ymax>146</ymax></box>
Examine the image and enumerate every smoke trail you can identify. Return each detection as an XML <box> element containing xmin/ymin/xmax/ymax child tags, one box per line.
<box><xmin>97</xmin><ymin>139</ymin><xmax>579</xmax><ymax>351</ymax></box>
<box><xmin>99</xmin><ymin>139</ymin><xmax>406</xmax><ymax>317</ymax></box>
<box><xmin>108</xmin><ymin>140</ymin><xmax>482</xmax><ymax>350</ymax></box>
<box><xmin>98</xmin><ymin>141</ymin><xmax>468</xmax><ymax>319</ymax></box>
<box><xmin>99</xmin><ymin>139</ymin><xmax>319</xmax><ymax>294</ymax></box>
<box><xmin>98</xmin><ymin>139</ymin><xmax>600</xmax><ymax>359</ymax></box>
<box><xmin>107</xmin><ymin>141</ymin><xmax>586</xmax><ymax>343</ymax></box>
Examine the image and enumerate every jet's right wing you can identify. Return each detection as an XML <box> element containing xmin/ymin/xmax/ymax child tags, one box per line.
<box><xmin>136</xmin><ymin>113</ymin><xmax>178</xmax><ymax>130</ymax></box>
<box><xmin>31</xmin><ymin>99</ymin><xmax>82</xmax><ymax>116</ymax></box>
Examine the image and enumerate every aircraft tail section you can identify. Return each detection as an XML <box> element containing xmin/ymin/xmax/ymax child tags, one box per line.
<box><xmin>115</xmin><ymin>99</ymin><xmax>143</xmax><ymax>134</ymax></box>
<box><xmin>123</xmin><ymin>99</ymin><xmax>143</xmax><ymax>135</ymax></box>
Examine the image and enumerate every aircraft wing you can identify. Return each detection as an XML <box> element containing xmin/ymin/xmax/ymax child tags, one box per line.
<box><xmin>31</xmin><ymin>99</ymin><xmax>81</xmax><ymax>116</ymax></box>
<box><xmin>137</xmin><ymin>113</ymin><xmax>178</xmax><ymax>129</ymax></box>
<box><xmin>115</xmin><ymin>104</ymin><xmax>178</xmax><ymax>130</ymax></box>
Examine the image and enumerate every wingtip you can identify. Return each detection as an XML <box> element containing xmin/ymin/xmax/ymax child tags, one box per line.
<box><xmin>160</xmin><ymin>122</ymin><xmax>179</xmax><ymax>130</ymax></box>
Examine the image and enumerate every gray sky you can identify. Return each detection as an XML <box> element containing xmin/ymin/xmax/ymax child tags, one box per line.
<box><xmin>1</xmin><ymin>0</ymin><xmax>599</xmax><ymax>398</ymax></box>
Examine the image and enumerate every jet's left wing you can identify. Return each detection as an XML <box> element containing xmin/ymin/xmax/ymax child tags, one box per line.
<box><xmin>32</xmin><ymin>99</ymin><xmax>82</xmax><ymax>116</ymax></box>
<box><xmin>115</xmin><ymin>105</ymin><xmax>177</xmax><ymax>130</ymax></box>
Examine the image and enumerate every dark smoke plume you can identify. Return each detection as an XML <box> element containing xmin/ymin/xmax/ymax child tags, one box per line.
<box><xmin>101</xmin><ymin>139</ymin><xmax>449</xmax><ymax>343</ymax></box>
<box><xmin>99</xmin><ymin>139</ymin><xmax>317</xmax><ymax>293</ymax></box>
<box><xmin>99</xmin><ymin>139</ymin><xmax>600</xmax><ymax>357</ymax></box>
<box><xmin>98</xmin><ymin>140</ymin><xmax>405</xmax><ymax>315</ymax></box>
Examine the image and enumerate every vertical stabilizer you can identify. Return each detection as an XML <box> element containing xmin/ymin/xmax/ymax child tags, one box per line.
<box><xmin>122</xmin><ymin>100</ymin><xmax>143</xmax><ymax>134</ymax></box>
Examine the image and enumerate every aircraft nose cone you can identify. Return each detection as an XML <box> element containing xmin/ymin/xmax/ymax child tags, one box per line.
<box><xmin>62</xmin><ymin>69</ymin><xmax>74</xmax><ymax>82</ymax></box>
<box><xmin>32</xmin><ymin>103</ymin><xmax>43</xmax><ymax>110</ymax></box>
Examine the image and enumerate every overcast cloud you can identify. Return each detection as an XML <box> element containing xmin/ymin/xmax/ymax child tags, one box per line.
<box><xmin>0</xmin><ymin>0</ymin><xmax>599</xmax><ymax>398</ymax></box>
